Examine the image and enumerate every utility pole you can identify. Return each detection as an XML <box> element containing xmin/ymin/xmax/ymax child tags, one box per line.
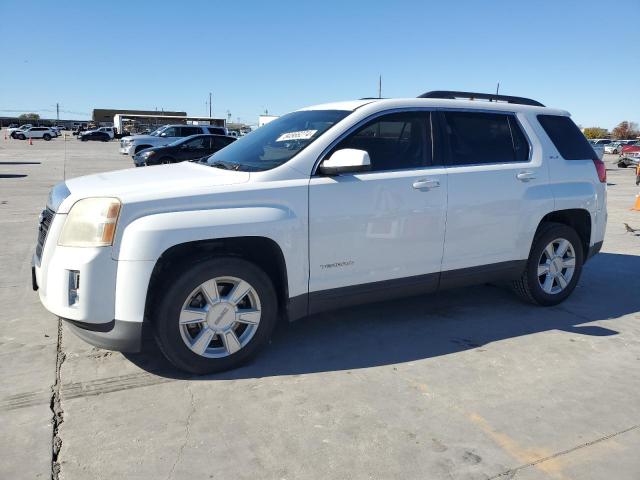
<box><xmin>378</xmin><ymin>75</ymin><xmax>382</xmax><ymax>99</ymax></box>
<box><xmin>209</xmin><ymin>92</ymin><xmax>212</xmax><ymax>117</ymax></box>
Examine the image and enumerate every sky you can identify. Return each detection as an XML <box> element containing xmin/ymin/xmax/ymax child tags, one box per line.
<box><xmin>1</xmin><ymin>0</ymin><xmax>638</xmax><ymax>129</ymax></box>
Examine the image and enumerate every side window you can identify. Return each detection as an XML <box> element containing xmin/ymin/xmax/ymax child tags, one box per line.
<box><xmin>213</xmin><ymin>136</ymin><xmax>234</xmax><ymax>149</ymax></box>
<box><xmin>180</xmin><ymin>126</ymin><xmax>201</xmax><ymax>137</ymax></box>
<box><xmin>183</xmin><ymin>136</ymin><xmax>208</xmax><ymax>149</ymax></box>
<box><xmin>442</xmin><ymin>111</ymin><xmax>527</xmax><ymax>165</ymax></box>
<box><xmin>208</xmin><ymin>127</ymin><xmax>225</xmax><ymax>135</ymax></box>
<box><xmin>537</xmin><ymin>115</ymin><xmax>597</xmax><ymax>160</ymax></box>
<box><xmin>331</xmin><ymin>111</ymin><xmax>431</xmax><ymax>172</ymax></box>
<box><xmin>161</xmin><ymin>127</ymin><xmax>179</xmax><ymax>137</ymax></box>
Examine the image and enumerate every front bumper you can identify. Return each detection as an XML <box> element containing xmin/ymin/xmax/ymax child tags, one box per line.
<box><xmin>63</xmin><ymin>318</ymin><xmax>142</xmax><ymax>352</ymax></box>
<box><xmin>119</xmin><ymin>143</ymin><xmax>134</xmax><ymax>155</ymax></box>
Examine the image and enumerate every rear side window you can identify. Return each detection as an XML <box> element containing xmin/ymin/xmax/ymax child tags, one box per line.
<box><xmin>537</xmin><ymin>115</ymin><xmax>596</xmax><ymax>160</ymax></box>
<box><xmin>442</xmin><ymin>111</ymin><xmax>530</xmax><ymax>165</ymax></box>
<box><xmin>180</xmin><ymin>126</ymin><xmax>201</xmax><ymax>137</ymax></box>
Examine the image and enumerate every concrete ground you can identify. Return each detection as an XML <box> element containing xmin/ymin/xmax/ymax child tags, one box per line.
<box><xmin>0</xmin><ymin>134</ymin><xmax>638</xmax><ymax>480</ymax></box>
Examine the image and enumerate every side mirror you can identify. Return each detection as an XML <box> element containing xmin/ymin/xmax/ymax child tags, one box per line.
<box><xmin>318</xmin><ymin>149</ymin><xmax>371</xmax><ymax>175</ymax></box>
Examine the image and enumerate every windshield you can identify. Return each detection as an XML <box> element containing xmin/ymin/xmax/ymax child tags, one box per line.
<box><xmin>206</xmin><ymin>110</ymin><xmax>350</xmax><ymax>171</ymax></box>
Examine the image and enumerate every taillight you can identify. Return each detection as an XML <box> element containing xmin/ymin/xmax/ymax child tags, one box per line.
<box><xmin>592</xmin><ymin>158</ymin><xmax>606</xmax><ymax>183</ymax></box>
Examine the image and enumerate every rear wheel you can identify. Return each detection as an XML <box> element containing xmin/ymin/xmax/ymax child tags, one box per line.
<box><xmin>153</xmin><ymin>257</ymin><xmax>278</xmax><ymax>374</ymax></box>
<box><xmin>512</xmin><ymin>223</ymin><xmax>583</xmax><ymax>306</ymax></box>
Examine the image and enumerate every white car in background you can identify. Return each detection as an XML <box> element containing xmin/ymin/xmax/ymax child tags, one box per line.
<box><xmin>8</xmin><ymin>124</ymin><xmax>32</xmax><ymax>138</ymax></box>
<box><xmin>604</xmin><ymin>142</ymin><xmax>622</xmax><ymax>154</ymax></box>
<box><xmin>120</xmin><ymin>124</ymin><xmax>228</xmax><ymax>155</ymax></box>
<box><xmin>15</xmin><ymin>126</ymin><xmax>55</xmax><ymax>141</ymax></box>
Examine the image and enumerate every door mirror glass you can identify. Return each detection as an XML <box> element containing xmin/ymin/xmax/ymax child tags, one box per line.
<box><xmin>319</xmin><ymin>149</ymin><xmax>371</xmax><ymax>175</ymax></box>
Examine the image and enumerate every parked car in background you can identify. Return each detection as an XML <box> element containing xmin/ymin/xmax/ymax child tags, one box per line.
<box><xmin>8</xmin><ymin>124</ymin><xmax>32</xmax><ymax>138</ymax></box>
<box><xmin>15</xmin><ymin>126</ymin><xmax>55</xmax><ymax>141</ymax></box>
<box><xmin>604</xmin><ymin>141</ymin><xmax>623</xmax><ymax>154</ymax></box>
<box><xmin>78</xmin><ymin>130</ymin><xmax>111</xmax><ymax>142</ymax></box>
<box><xmin>590</xmin><ymin>138</ymin><xmax>612</xmax><ymax>145</ymax></box>
<box><xmin>120</xmin><ymin>124</ymin><xmax>228</xmax><ymax>155</ymax></box>
<box><xmin>33</xmin><ymin>91</ymin><xmax>607</xmax><ymax>374</ymax></box>
<box><xmin>80</xmin><ymin>126</ymin><xmax>115</xmax><ymax>139</ymax></box>
<box><xmin>588</xmin><ymin>140</ymin><xmax>605</xmax><ymax>160</ymax></box>
<box><xmin>133</xmin><ymin>134</ymin><xmax>236</xmax><ymax>167</ymax></box>
<box><xmin>617</xmin><ymin>141</ymin><xmax>640</xmax><ymax>167</ymax></box>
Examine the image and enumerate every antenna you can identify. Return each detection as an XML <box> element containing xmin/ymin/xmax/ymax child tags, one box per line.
<box><xmin>378</xmin><ymin>75</ymin><xmax>382</xmax><ymax>99</ymax></box>
<box><xmin>496</xmin><ymin>82</ymin><xmax>500</xmax><ymax>96</ymax></box>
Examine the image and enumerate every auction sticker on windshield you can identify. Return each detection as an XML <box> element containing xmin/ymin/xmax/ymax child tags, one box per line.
<box><xmin>276</xmin><ymin>130</ymin><xmax>318</xmax><ymax>142</ymax></box>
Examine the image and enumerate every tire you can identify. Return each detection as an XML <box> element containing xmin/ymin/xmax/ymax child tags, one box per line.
<box><xmin>512</xmin><ymin>222</ymin><xmax>583</xmax><ymax>306</ymax></box>
<box><xmin>18</xmin><ymin>134</ymin><xmax>25</xmax><ymax>140</ymax></box>
<box><xmin>636</xmin><ymin>175</ymin><xmax>640</xmax><ymax>186</ymax></box>
<box><xmin>618</xmin><ymin>161</ymin><xmax>628</xmax><ymax>168</ymax></box>
<box><xmin>153</xmin><ymin>257</ymin><xmax>278</xmax><ymax>374</ymax></box>
<box><xmin>43</xmin><ymin>134</ymin><xmax>51</xmax><ymax>141</ymax></box>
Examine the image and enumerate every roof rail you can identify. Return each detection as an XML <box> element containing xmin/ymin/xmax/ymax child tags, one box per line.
<box><xmin>418</xmin><ymin>90</ymin><xmax>544</xmax><ymax>107</ymax></box>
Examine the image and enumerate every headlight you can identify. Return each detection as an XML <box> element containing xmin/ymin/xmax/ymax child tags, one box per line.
<box><xmin>58</xmin><ymin>198</ymin><xmax>121</xmax><ymax>247</ymax></box>
<box><xmin>140</xmin><ymin>150</ymin><xmax>155</xmax><ymax>158</ymax></box>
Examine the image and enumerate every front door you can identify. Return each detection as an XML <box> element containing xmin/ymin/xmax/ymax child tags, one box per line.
<box><xmin>308</xmin><ymin>110</ymin><xmax>448</xmax><ymax>313</ymax></box>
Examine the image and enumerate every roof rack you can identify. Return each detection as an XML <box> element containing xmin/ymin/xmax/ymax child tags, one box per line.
<box><xmin>418</xmin><ymin>90</ymin><xmax>544</xmax><ymax>107</ymax></box>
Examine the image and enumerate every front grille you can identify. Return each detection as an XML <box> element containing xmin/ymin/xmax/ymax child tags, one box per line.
<box><xmin>35</xmin><ymin>208</ymin><xmax>54</xmax><ymax>259</ymax></box>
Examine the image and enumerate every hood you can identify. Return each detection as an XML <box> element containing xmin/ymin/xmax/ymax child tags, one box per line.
<box><xmin>122</xmin><ymin>134</ymin><xmax>157</xmax><ymax>142</ymax></box>
<box><xmin>59</xmin><ymin>162</ymin><xmax>249</xmax><ymax>213</ymax></box>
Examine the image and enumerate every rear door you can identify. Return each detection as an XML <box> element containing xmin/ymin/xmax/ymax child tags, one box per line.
<box><xmin>438</xmin><ymin>110</ymin><xmax>552</xmax><ymax>285</ymax></box>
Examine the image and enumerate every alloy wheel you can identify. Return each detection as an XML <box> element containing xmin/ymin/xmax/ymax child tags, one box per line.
<box><xmin>537</xmin><ymin>238</ymin><xmax>576</xmax><ymax>295</ymax></box>
<box><xmin>178</xmin><ymin>276</ymin><xmax>261</xmax><ymax>358</ymax></box>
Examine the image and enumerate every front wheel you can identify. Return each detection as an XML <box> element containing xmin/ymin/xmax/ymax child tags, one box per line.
<box><xmin>43</xmin><ymin>134</ymin><xmax>51</xmax><ymax>141</ymax></box>
<box><xmin>512</xmin><ymin>223</ymin><xmax>583</xmax><ymax>306</ymax></box>
<box><xmin>18</xmin><ymin>134</ymin><xmax>26</xmax><ymax>140</ymax></box>
<box><xmin>153</xmin><ymin>257</ymin><xmax>278</xmax><ymax>374</ymax></box>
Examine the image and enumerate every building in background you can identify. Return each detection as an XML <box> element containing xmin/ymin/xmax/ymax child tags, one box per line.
<box><xmin>258</xmin><ymin>115</ymin><xmax>279</xmax><ymax>127</ymax></box>
<box><xmin>93</xmin><ymin>109</ymin><xmax>186</xmax><ymax>126</ymax></box>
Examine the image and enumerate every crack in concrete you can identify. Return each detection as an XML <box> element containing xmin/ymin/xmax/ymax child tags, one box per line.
<box><xmin>50</xmin><ymin>318</ymin><xmax>66</xmax><ymax>480</ymax></box>
<box><xmin>487</xmin><ymin>424</ymin><xmax>640</xmax><ymax>479</ymax></box>
<box><xmin>166</xmin><ymin>384</ymin><xmax>195</xmax><ymax>480</ymax></box>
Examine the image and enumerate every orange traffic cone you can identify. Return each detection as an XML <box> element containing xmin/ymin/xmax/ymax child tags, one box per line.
<box><xmin>28</xmin><ymin>136</ymin><xmax>33</xmax><ymax>145</ymax></box>
<box><xmin>632</xmin><ymin>194</ymin><xmax>640</xmax><ymax>211</ymax></box>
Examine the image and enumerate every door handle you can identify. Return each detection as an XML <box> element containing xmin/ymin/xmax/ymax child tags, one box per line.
<box><xmin>412</xmin><ymin>179</ymin><xmax>440</xmax><ymax>190</ymax></box>
<box><xmin>516</xmin><ymin>171</ymin><xmax>536</xmax><ymax>182</ymax></box>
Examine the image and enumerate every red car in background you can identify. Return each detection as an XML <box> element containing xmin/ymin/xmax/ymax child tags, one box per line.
<box><xmin>619</xmin><ymin>141</ymin><xmax>640</xmax><ymax>168</ymax></box>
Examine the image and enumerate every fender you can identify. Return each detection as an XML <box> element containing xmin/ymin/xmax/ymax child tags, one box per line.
<box><xmin>112</xmin><ymin>206</ymin><xmax>308</xmax><ymax>324</ymax></box>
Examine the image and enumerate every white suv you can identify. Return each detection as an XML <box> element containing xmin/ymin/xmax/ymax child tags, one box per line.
<box><xmin>16</xmin><ymin>126</ymin><xmax>55</xmax><ymax>141</ymax></box>
<box><xmin>32</xmin><ymin>91</ymin><xmax>607</xmax><ymax>374</ymax></box>
<box><xmin>120</xmin><ymin>124</ymin><xmax>228</xmax><ymax>155</ymax></box>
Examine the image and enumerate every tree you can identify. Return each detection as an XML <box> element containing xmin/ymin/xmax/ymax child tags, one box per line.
<box><xmin>18</xmin><ymin>113</ymin><xmax>40</xmax><ymax>121</ymax></box>
<box><xmin>583</xmin><ymin>127</ymin><xmax>609</xmax><ymax>139</ymax></box>
<box><xmin>611</xmin><ymin>121</ymin><xmax>640</xmax><ymax>140</ymax></box>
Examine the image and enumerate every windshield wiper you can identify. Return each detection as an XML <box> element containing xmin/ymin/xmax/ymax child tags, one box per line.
<box><xmin>210</xmin><ymin>160</ymin><xmax>242</xmax><ymax>171</ymax></box>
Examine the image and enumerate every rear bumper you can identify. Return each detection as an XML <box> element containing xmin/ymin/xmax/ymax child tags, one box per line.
<box><xmin>63</xmin><ymin>318</ymin><xmax>142</xmax><ymax>352</ymax></box>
